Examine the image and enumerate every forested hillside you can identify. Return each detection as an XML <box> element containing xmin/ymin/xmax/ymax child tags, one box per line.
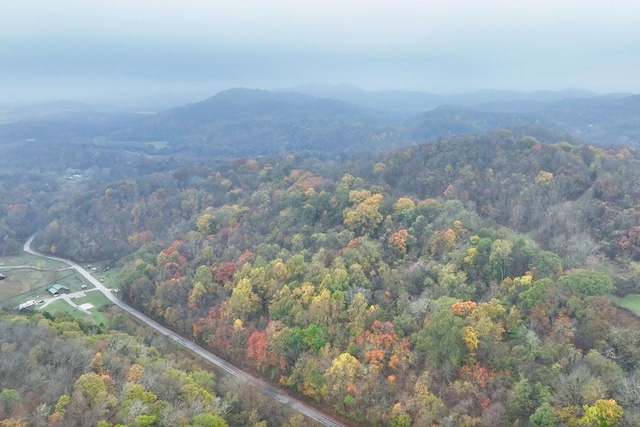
<box><xmin>109</xmin><ymin>88</ymin><xmax>402</xmax><ymax>158</ymax></box>
<box><xmin>21</xmin><ymin>130</ymin><xmax>640</xmax><ymax>425</ymax></box>
<box><xmin>0</xmin><ymin>312</ymin><xmax>309</xmax><ymax>426</ymax></box>
<box><xmin>409</xmin><ymin>95</ymin><xmax>640</xmax><ymax>144</ymax></box>
<box><xmin>0</xmin><ymin>89</ymin><xmax>405</xmax><ymax>160</ymax></box>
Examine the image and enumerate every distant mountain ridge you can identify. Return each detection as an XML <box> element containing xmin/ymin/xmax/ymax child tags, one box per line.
<box><xmin>408</xmin><ymin>93</ymin><xmax>640</xmax><ymax>144</ymax></box>
<box><xmin>274</xmin><ymin>83</ymin><xmax>443</xmax><ymax>117</ymax></box>
<box><xmin>276</xmin><ymin>83</ymin><xmax>611</xmax><ymax>116</ymax></box>
<box><xmin>1</xmin><ymin>86</ymin><xmax>639</xmax><ymax>159</ymax></box>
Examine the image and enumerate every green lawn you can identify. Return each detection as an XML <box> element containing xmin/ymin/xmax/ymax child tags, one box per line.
<box><xmin>609</xmin><ymin>294</ymin><xmax>640</xmax><ymax>317</ymax></box>
<box><xmin>0</xmin><ymin>253</ymin><xmax>66</xmax><ymax>270</ymax></box>
<box><xmin>0</xmin><ymin>253</ymin><xmax>68</xmax><ymax>301</ymax></box>
<box><xmin>0</xmin><ymin>267</ymin><xmax>50</xmax><ymax>300</ymax></box>
<box><xmin>86</xmin><ymin>268</ymin><xmax>120</xmax><ymax>289</ymax></box>
<box><xmin>103</xmin><ymin>269</ymin><xmax>121</xmax><ymax>289</ymax></box>
<box><xmin>1</xmin><ymin>254</ymin><xmax>114</xmax><ymax>325</ymax></box>
<box><xmin>63</xmin><ymin>271</ymin><xmax>95</xmax><ymax>291</ymax></box>
<box><xmin>42</xmin><ymin>292</ymin><xmax>110</xmax><ymax>326</ymax></box>
<box><xmin>0</xmin><ymin>253</ymin><xmax>96</xmax><ymax>307</ymax></box>
<box><xmin>73</xmin><ymin>291</ymin><xmax>111</xmax><ymax>309</ymax></box>
<box><xmin>43</xmin><ymin>299</ymin><xmax>92</xmax><ymax>319</ymax></box>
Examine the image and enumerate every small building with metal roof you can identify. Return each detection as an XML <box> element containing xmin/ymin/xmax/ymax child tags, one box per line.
<box><xmin>48</xmin><ymin>284</ymin><xmax>70</xmax><ymax>295</ymax></box>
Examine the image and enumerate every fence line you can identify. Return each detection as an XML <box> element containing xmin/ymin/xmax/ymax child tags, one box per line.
<box><xmin>0</xmin><ymin>271</ymin><xmax>78</xmax><ymax>309</ymax></box>
<box><xmin>0</xmin><ymin>284</ymin><xmax>51</xmax><ymax>309</ymax></box>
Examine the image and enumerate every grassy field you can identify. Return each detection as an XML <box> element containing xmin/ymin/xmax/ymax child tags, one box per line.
<box><xmin>103</xmin><ymin>269</ymin><xmax>120</xmax><ymax>288</ymax></box>
<box><xmin>1</xmin><ymin>250</ymin><xmax>122</xmax><ymax>327</ymax></box>
<box><xmin>43</xmin><ymin>291</ymin><xmax>110</xmax><ymax>325</ymax></box>
<box><xmin>72</xmin><ymin>291</ymin><xmax>111</xmax><ymax>309</ymax></box>
<box><xmin>63</xmin><ymin>271</ymin><xmax>95</xmax><ymax>291</ymax></box>
<box><xmin>0</xmin><ymin>253</ymin><xmax>66</xmax><ymax>271</ymax></box>
<box><xmin>609</xmin><ymin>294</ymin><xmax>640</xmax><ymax>317</ymax></box>
<box><xmin>0</xmin><ymin>253</ymin><xmax>67</xmax><ymax>301</ymax></box>
<box><xmin>44</xmin><ymin>299</ymin><xmax>92</xmax><ymax>319</ymax></box>
<box><xmin>0</xmin><ymin>254</ymin><xmax>93</xmax><ymax>306</ymax></box>
<box><xmin>43</xmin><ymin>299</ymin><xmax>108</xmax><ymax>326</ymax></box>
<box><xmin>85</xmin><ymin>268</ymin><xmax>120</xmax><ymax>290</ymax></box>
<box><xmin>0</xmin><ymin>267</ymin><xmax>52</xmax><ymax>300</ymax></box>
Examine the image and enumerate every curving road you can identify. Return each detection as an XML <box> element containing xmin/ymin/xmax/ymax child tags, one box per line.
<box><xmin>24</xmin><ymin>236</ymin><xmax>346</xmax><ymax>427</ymax></box>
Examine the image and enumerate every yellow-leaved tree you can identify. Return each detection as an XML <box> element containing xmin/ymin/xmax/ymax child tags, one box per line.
<box><xmin>343</xmin><ymin>191</ymin><xmax>383</xmax><ymax>234</ymax></box>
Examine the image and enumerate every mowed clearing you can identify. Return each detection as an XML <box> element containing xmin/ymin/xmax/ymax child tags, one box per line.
<box><xmin>45</xmin><ymin>291</ymin><xmax>111</xmax><ymax>326</ymax></box>
<box><xmin>609</xmin><ymin>294</ymin><xmax>640</xmax><ymax>317</ymax></box>
<box><xmin>0</xmin><ymin>254</ymin><xmax>89</xmax><ymax>304</ymax></box>
<box><xmin>72</xmin><ymin>292</ymin><xmax>110</xmax><ymax>310</ymax></box>
<box><xmin>0</xmin><ymin>256</ymin><xmax>61</xmax><ymax>300</ymax></box>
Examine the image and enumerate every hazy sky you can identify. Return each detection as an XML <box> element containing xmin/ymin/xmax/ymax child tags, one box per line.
<box><xmin>2</xmin><ymin>0</ymin><xmax>639</xmax><ymax>104</ymax></box>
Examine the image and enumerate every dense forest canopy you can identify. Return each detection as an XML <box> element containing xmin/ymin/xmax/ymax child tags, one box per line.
<box><xmin>0</xmin><ymin>312</ymin><xmax>309</xmax><ymax>426</ymax></box>
<box><xmin>3</xmin><ymin>89</ymin><xmax>640</xmax><ymax>426</ymax></box>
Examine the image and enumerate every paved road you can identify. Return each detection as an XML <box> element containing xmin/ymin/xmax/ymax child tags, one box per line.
<box><xmin>24</xmin><ymin>236</ymin><xmax>346</xmax><ymax>427</ymax></box>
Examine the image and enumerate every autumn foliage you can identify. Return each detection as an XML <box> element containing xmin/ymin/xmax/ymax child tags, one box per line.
<box><xmin>42</xmin><ymin>132</ymin><xmax>640</xmax><ymax>425</ymax></box>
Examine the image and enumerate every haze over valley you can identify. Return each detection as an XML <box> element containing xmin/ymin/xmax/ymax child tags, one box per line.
<box><xmin>2</xmin><ymin>1</ymin><xmax>640</xmax><ymax>426</ymax></box>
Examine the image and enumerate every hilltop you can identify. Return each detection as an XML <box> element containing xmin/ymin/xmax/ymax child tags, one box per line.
<box><xmin>17</xmin><ymin>129</ymin><xmax>640</xmax><ymax>425</ymax></box>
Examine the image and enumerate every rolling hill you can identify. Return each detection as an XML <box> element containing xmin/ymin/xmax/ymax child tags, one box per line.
<box><xmin>108</xmin><ymin>88</ymin><xmax>404</xmax><ymax>157</ymax></box>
